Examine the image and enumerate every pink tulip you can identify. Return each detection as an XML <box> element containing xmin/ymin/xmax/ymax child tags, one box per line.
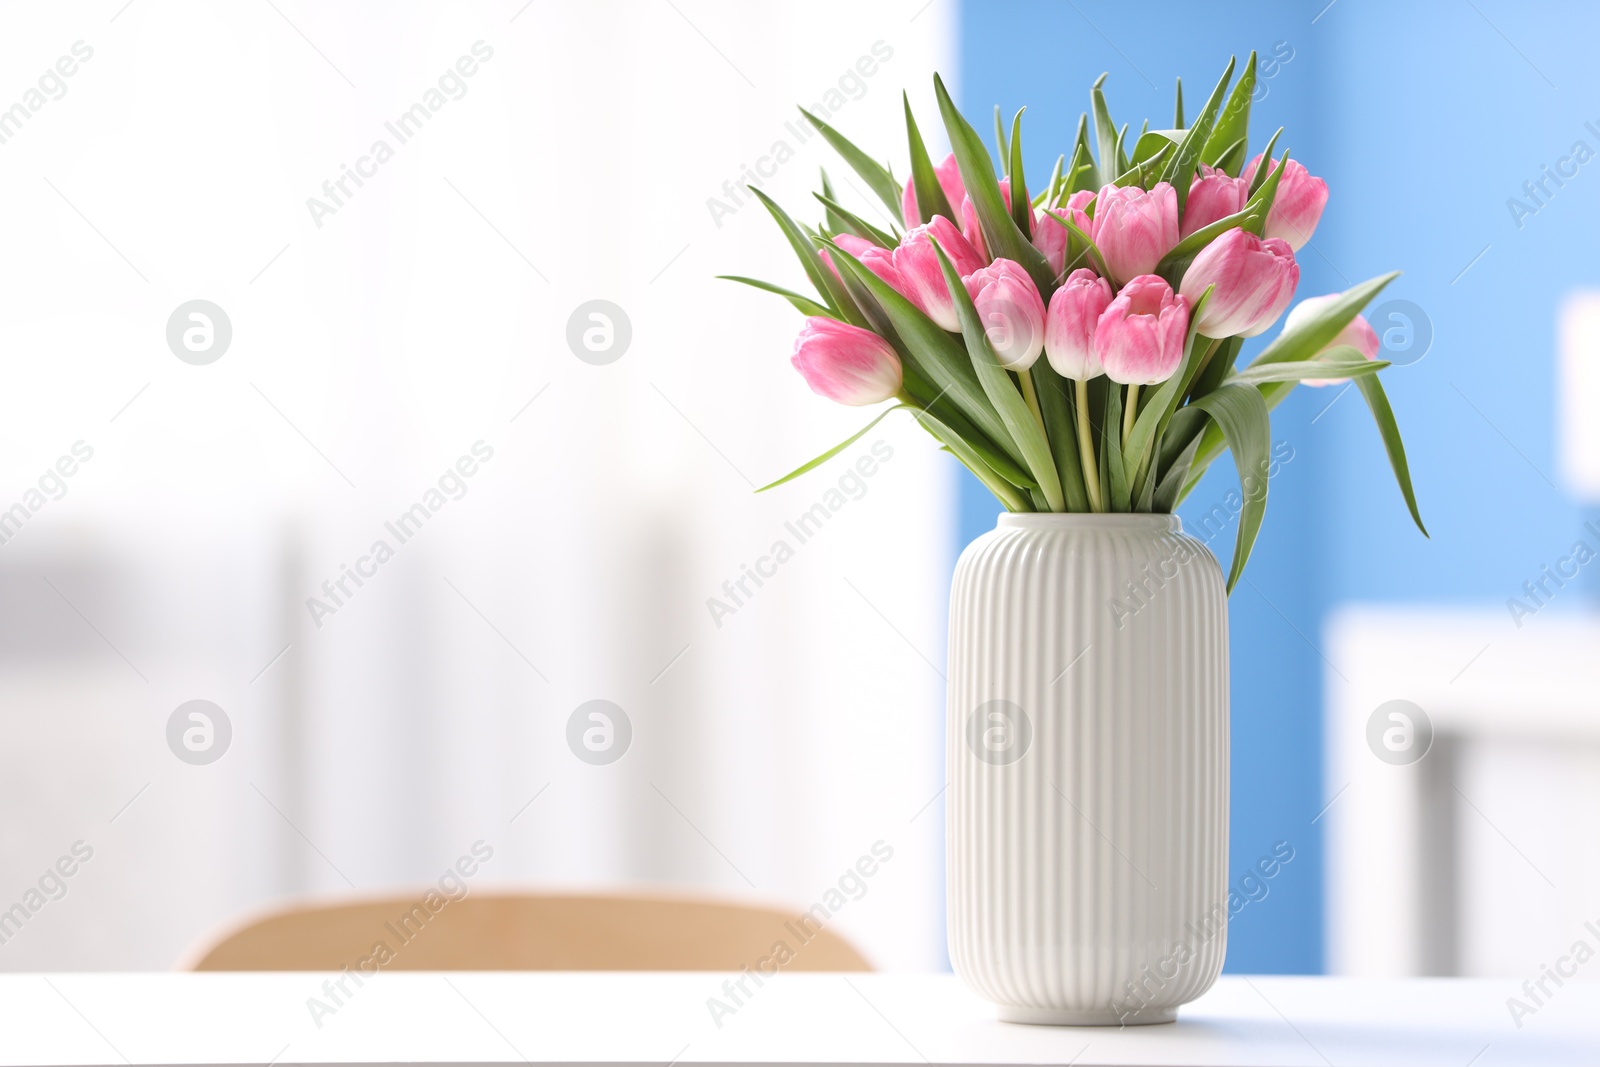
<box><xmin>964</xmin><ymin>258</ymin><xmax>1046</xmax><ymax>370</ymax></box>
<box><xmin>1179</xmin><ymin>228</ymin><xmax>1299</xmax><ymax>338</ymax></box>
<box><xmin>1090</xmin><ymin>182</ymin><xmax>1180</xmax><ymax>285</ymax></box>
<box><xmin>791</xmin><ymin>317</ymin><xmax>902</xmax><ymax>406</ymax></box>
<box><xmin>1282</xmin><ymin>293</ymin><xmax>1382</xmax><ymax>386</ymax></box>
<box><xmin>821</xmin><ymin>233</ymin><xmax>901</xmax><ymax>291</ymax></box>
<box><xmin>893</xmin><ymin>216</ymin><xmax>986</xmax><ymax>330</ymax></box>
<box><xmin>900</xmin><ymin>152</ymin><xmax>968</xmax><ymax>228</ymax></box>
<box><xmin>1033</xmin><ymin>189</ymin><xmax>1096</xmax><ymax>277</ymax></box>
<box><xmin>959</xmin><ymin>178</ymin><xmax>1012</xmax><ymax>263</ymax></box>
<box><xmin>1093</xmin><ymin>275</ymin><xmax>1190</xmax><ymax>385</ymax></box>
<box><xmin>1242</xmin><ymin>155</ymin><xmax>1328</xmax><ymax>250</ymax></box>
<box><xmin>1044</xmin><ymin>267</ymin><xmax>1114</xmax><ymax>379</ymax></box>
<box><xmin>1182</xmin><ymin>164</ymin><xmax>1250</xmax><ymax>238</ymax></box>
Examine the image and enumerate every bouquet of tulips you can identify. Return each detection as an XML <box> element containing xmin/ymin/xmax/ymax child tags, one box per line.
<box><xmin>728</xmin><ymin>56</ymin><xmax>1426</xmax><ymax>589</ymax></box>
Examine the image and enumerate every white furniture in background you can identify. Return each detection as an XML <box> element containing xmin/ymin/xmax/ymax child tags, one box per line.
<box><xmin>1326</xmin><ymin>607</ymin><xmax>1600</xmax><ymax>978</ymax></box>
<box><xmin>1</xmin><ymin>972</ymin><xmax>1594</xmax><ymax>1066</ymax></box>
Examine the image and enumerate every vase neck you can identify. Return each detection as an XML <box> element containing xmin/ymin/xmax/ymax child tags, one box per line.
<box><xmin>996</xmin><ymin>513</ymin><xmax>1183</xmax><ymax>534</ymax></box>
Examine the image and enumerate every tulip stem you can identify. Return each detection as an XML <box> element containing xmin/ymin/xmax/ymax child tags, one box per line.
<box><xmin>1122</xmin><ymin>384</ymin><xmax>1140</xmax><ymax>451</ymax></box>
<box><xmin>1018</xmin><ymin>370</ymin><xmax>1048</xmax><ymax>444</ymax></box>
<box><xmin>1074</xmin><ymin>377</ymin><xmax>1104</xmax><ymax>513</ymax></box>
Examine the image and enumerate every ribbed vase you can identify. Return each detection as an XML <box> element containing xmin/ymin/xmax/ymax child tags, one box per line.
<box><xmin>947</xmin><ymin>513</ymin><xmax>1229</xmax><ymax>1025</ymax></box>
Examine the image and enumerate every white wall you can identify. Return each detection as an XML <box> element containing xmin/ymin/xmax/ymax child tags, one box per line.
<box><xmin>0</xmin><ymin>0</ymin><xmax>957</xmax><ymax>971</ymax></box>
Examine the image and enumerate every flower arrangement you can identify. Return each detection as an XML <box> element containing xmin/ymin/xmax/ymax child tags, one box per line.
<box><xmin>728</xmin><ymin>56</ymin><xmax>1426</xmax><ymax>589</ymax></box>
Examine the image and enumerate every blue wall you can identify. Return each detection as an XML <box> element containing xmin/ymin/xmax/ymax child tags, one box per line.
<box><xmin>956</xmin><ymin>0</ymin><xmax>1593</xmax><ymax>973</ymax></box>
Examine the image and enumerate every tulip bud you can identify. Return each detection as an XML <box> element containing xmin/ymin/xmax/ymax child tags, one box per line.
<box><xmin>1179</xmin><ymin>228</ymin><xmax>1299</xmax><ymax>338</ymax></box>
<box><xmin>1282</xmin><ymin>293</ymin><xmax>1381</xmax><ymax>386</ymax></box>
<box><xmin>1090</xmin><ymin>182</ymin><xmax>1180</xmax><ymax>285</ymax></box>
<box><xmin>900</xmin><ymin>151</ymin><xmax>969</xmax><ymax>228</ymax></box>
<box><xmin>894</xmin><ymin>217</ymin><xmax>986</xmax><ymax>331</ymax></box>
<box><xmin>1044</xmin><ymin>268</ymin><xmax>1114</xmax><ymax>380</ymax></box>
<box><xmin>790</xmin><ymin>317</ymin><xmax>903</xmax><ymax>406</ymax></box>
<box><xmin>1093</xmin><ymin>275</ymin><xmax>1190</xmax><ymax>385</ymax></box>
<box><xmin>1182</xmin><ymin>164</ymin><xmax>1251</xmax><ymax>238</ymax></box>
<box><xmin>959</xmin><ymin>178</ymin><xmax>1012</xmax><ymax>263</ymax></box>
<box><xmin>1033</xmin><ymin>190</ymin><xmax>1096</xmax><ymax>278</ymax></box>
<box><xmin>964</xmin><ymin>258</ymin><xmax>1047</xmax><ymax>371</ymax></box>
<box><xmin>1242</xmin><ymin>155</ymin><xmax>1328</xmax><ymax>251</ymax></box>
<box><xmin>821</xmin><ymin>233</ymin><xmax>902</xmax><ymax>291</ymax></box>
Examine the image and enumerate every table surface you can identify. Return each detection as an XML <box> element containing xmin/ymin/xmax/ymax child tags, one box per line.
<box><xmin>2</xmin><ymin>972</ymin><xmax>1593</xmax><ymax>1066</ymax></box>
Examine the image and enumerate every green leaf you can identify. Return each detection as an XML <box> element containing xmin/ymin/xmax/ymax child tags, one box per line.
<box><xmin>1161</xmin><ymin>56</ymin><xmax>1236</xmax><ymax>217</ymax></box>
<box><xmin>1112</xmin><ymin>140</ymin><xmax>1173</xmax><ymax>189</ymax></box>
<box><xmin>1173</xmin><ymin>77</ymin><xmax>1185</xmax><ymax>128</ymax></box>
<box><xmin>1007</xmin><ymin>108</ymin><xmax>1032</xmax><ymax>238</ymax></box>
<box><xmin>904</xmin><ymin>93</ymin><xmax>954</xmax><ymax>225</ymax></box>
<box><xmin>799</xmin><ymin>107</ymin><xmax>902</xmax><ymax>219</ymax></box>
<box><xmin>1355</xmin><ymin>373</ymin><xmax>1428</xmax><ymax>537</ymax></box>
<box><xmin>933</xmin><ymin>74</ymin><xmax>1055</xmax><ymax>293</ymax></box>
<box><xmin>748</xmin><ymin>186</ymin><xmax>863</xmax><ymax>326</ymax></box>
<box><xmin>993</xmin><ymin>105</ymin><xmax>1008</xmax><ymax>163</ymax></box>
<box><xmin>1180</xmin><ymin>273</ymin><xmax>1399</xmax><ymax>497</ymax></box>
<box><xmin>812</xmin><ymin>191</ymin><xmax>898</xmax><ymax>248</ymax></box>
<box><xmin>1203</xmin><ymin>51</ymin><xmax>1256</xmax><ymax>171</ymax></box>
<box><xmin>1069</xmin><ymin>113</ymin><xmax>1099</xmax><ymax>192</ymax></box>
<box><xmin>1189</xmin><ymin>383</ymin><xmax>1272</xmax><ymax>592</ymax></box>
<box><xmin>1103</xmin><ymin>384</ymin><xmax>1129</xmax><ymax>511</ymax></box>
<box><xmin>1228</xmin><ymin>347</ymin><xmax>1389</xmax><ymax>385</ymax></box>
<box><xmin>1131</xmin><ymin>129</ymin><xmax>1182</xmax><ymax>166</ymax></box>
<box><xmin>913</xmin><ymin>407</ymin><xmax>1031</xmax><ymax>511</ymax></box>
<box><xmin>1037</xmin><ymin>153</ymin><xmax>1065</xmax><ymax>209</ymax></box>
<box><xmin>1250</xmin><ymin>272</ymin><xmax>1401</xmax><ymax>368</ymax></box>
<box><xmin>1210</xmin><ymin>136</ymin><xmax>1248</xmax><ymax>178</ymax></box>
<box><xmin>1032</xmin><ymin>364</ymin><xmax>1090</xmax><ymax>512</ymax></box>
<box><xmin>1186</xmin><ymin>334</ymin><xmax>1245</xmax><ymax>405</ymax></box>
<box><xmin>1152</xmin><ymin>431</ymin><xmax>1203</xmax><ymax>513</ymax></box>
<box><xmin>1247</xmin><ymin>127</ymin><xmax>1283</xmax><ymax>195</ymax></box>
<box><xmin>757</xmin><ymin>405</ymin><xmax>903</xmax><ymax>492</ymax></box>
<box><xmin>1091</xmin><ymin>74</ymin><xmax>1129</xmax><ymax>177</ymax></box>
<box><xmin>818</xmin><ymin>170</ymin><xmax>849</xmax><ymax>235</ymax></box>
<box><xmin>931</xmin><ymin>237</ymin><xmax>1065</xmax><ymax>511</ymax></box>
<box><xmin>717</xmin><ymin>275</ymin><xmax>832</xmax><ymax>318</ymax></box>
<box><xmin>1037</xmin><ymin>208</ymin><xmax>1110</xmax><ymax>281</ymax></box>
<box><xmin>824</xmin><ymin>238</ymin><xmax>1022</xmax><ymax>467</ymax></box>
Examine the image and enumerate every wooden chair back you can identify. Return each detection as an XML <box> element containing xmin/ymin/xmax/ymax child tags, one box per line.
<box><xmin>189</xmin><ymin>892</ymin><xmax>872</xmax><ymax>971</ymax></box>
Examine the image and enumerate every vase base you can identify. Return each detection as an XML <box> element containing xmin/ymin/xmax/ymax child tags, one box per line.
<box><xmin>997</xmin><ymin>1004</ymin><xmax>1177</xmax><ymax>1026</ymax></box>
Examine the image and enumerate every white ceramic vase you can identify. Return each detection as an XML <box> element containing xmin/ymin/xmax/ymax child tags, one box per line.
<box><xmin>946</xmin><ymin>513</ymin><xmax>1229</xmax><ymax>1025</ymax></box>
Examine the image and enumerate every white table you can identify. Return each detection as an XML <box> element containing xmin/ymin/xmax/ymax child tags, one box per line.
<box><xmin>2</xmin><ymin>972</ymin><xmax>1593</xmax><ymax>1066</ymax></box>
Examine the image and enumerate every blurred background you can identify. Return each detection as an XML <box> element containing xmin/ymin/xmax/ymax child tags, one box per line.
<box><xmin>0</xmin><ymin>0</ymin><xmax>1595</xmax><ymax>982</ymax></box>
